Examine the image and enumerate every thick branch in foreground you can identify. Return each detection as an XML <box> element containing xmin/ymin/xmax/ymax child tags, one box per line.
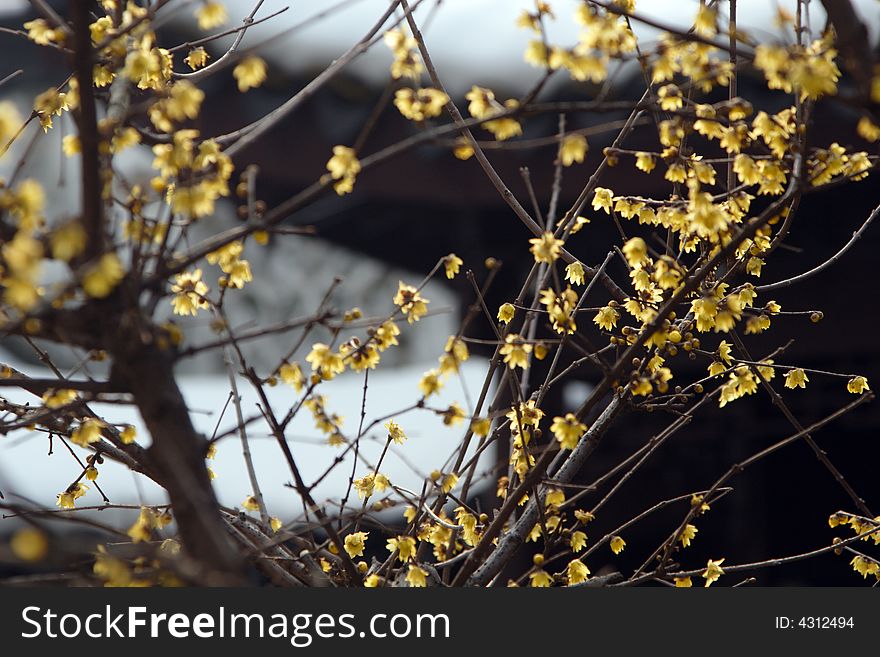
<box><xmin>110</xmin><ymin>319</ymin><xmax>246</xmax><ymax>583</ymax></box>
<box><xmin>70</xmin><ymin>0</ymin><xmax>105</xmax><ymax>259</ymax></box>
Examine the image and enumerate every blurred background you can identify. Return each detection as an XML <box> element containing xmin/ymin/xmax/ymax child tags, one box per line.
<box><xmin>0</xmin><ymin>0</ymin><xmax>878</xmax><ymax>584</ymax></box>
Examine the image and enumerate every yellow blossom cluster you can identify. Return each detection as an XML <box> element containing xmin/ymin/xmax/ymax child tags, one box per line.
<box><xmin>754</xmin><ymin>36</ymin><xmax>840</xmax><ymax>101</ymax></box>
<box><xmin>326</xmin><ymin>145</ymin><xmax>361</xmax><ymax>196</ymax></box>
<box><xmin>152</xmin><ymin>131</ymin><xmax>233</xmax><ymax>219</ymax></box>
<box><xmin>206</xmin><ymin>240</ymin><xmax>253</xmax><ymax>289</ymax></box>
<box><xmin>383</xmin><ymin>29</ymin><xmax>423</xmax><ymax>80</ymax></box>
<box><xmin>393</xmin><ymin>87</ymin><xmax>449</xmax><ymax>122</ymax></box>
<box><xmin>465</xmin><ymin>86</ymin><xmax>523</xmax><ymax>141</ymax></box>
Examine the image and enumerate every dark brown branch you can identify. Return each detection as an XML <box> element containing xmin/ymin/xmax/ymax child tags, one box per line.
<box><xmin>70</xmin><ymin>1</ymin><xmax>105</xmax><ymax>259</ymax></box>
<box><xmin>109</xmin><ymin>317</ymin><xmax>248</xmax><ymax>583</ymax></box>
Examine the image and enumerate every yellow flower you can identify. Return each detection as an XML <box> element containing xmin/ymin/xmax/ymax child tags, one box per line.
<box><xmin>506</xmin><ymin>400</ymin><xmax>544</xmax><ymax>432</ymax></box>
<box><xmin>570</xmin><ymin>531</ymin><xmax>587</xmax><ymax>553</ymax></box>
<box><xmin>279</xmin><ymin>361</ymin><xmax>305</xmax><ymax>392</ymax></box>
<box><xmin>50</xmin><ymin>221</ymin><xmax>87</xmax><ymax>262</ymax></box>
<box><xmin>679</xmin><ymin>524</ymin><xmax>698</xmax><ymax>548</ymax></box>
<box><xmin>497</xmin><ymin>302</ymin><xmax>515</xmax><ymax>324</ymax></box>
<box><xmin>550</xmin><ymin>413</ymin><xmax>587</xmax><ymax>450</ymax></box>
<box><xmin>127</xmin><ymin>508</ymin><xmax>155</xmax><ymax>543</ymax></box>
<box><xmin>375</xmin><ymin>320</ymin><xmax>400</xmax><ymax>350</ymax></box>
<box><xmin>657</xmin><ymin>84</ymin><xmax>683</xmax><ymax>111</ymax></box>
<box><xmin>93</xmin><ymin>64</ymin><xmax>115</xmax><ymax>87</ymax></box>
<box><xmin>540</xmin><ymin>489</ymin><xmax>563</xmax><ymax>512</ymax></box>
<box><xmin>851</xmin><ymin>555</ymin><xmax>880</xmax><ymax>579</ymax></box>
<box><xmin>0</xmin><ymin>100</ymin><xmax>22</xmax><ymax>146</ymax></box>
<box><xmin>185</xmin><ymin>47</ymin><xmax>210</xmax><ymax>70</ymax></box>
<box><xmin>703</xmin><ymin>558</ymin><xmax>725</xmax><ymax>587</ymax></box>
<box><xmin>565</xmin><ymin>261</ymin><xmax>585</xmax><ymax>285</ymax></box>
<box><xmin>2</xmin><ymin>179</ymin><xmax>45</xmax><ymax>229</ymax></box>
<box><xmin>387</xmin><ymin>535</ymin><xmax>417</xmax><ymax>562</ymax></box>
<box><xmin>56</xmin><ymin>482</ymin><xmax>88</xmax><ymax>509</ymax></box>
<box><xmin>592</xmin><ymin>187</ymin><xmax>614</xmax><ymax>214</ymax></box>
<box><xmin>406</xmin><ymin>565</ymin><xmax>428</xmax><ymax>587</ymax></box>
<box><xmin>206</xmin><ymin>240</ymin><xmax>243</xmax><ymax>269</ymax></box>
<box><xmin>529</xmin><ymin>231</ymin><xmax>564</xmax><ymax>264</ymax></box>
<box><xmin>270</xmin><ymin>517</ymin><xmax>283</xmax><ymax>533</ymax></box>
<box><xmin>305</xmin><ymin>343</ymin><xmax>345</xmax><ymax>377</ymax></box>
<box><xmin>569</xmin><ymin>215</ymin><xmax>591</xmax><ymax>234</ymax></box>
<box><xmin>124</xmin><ymin>41</ymin><xmax>170</xmax><ymax>91</ymax></box>
<box><xmin>857</xmin><ymin>117</ymin><xmax>880</xmax><ymax>142</ymax></box>
<box><xmin>560</xmin><ymin>134</ymin><xmax>588</xmax><ymax>166</ymax></box>
<box><xmin>343</xmin><ymin>342</ymin><xmax>379</xmax><ymax>374</ymax></box>
<box><xmin>418</xmin><ymin>369</ymin><xmax>444</xmax><ymax>397</ymax></box>
<box><xmin>847</xmin><ymin>376</ymin><xmax>869</xmax><ymax>394</ymax></box>
<box><xmin>483</xmin><ymin>116</ymin><xmax>522</xmax><ymax>141</ymax></box>
<box><xmin>62</xmin><ymin>134</ymin><xmax>80</xmax><ymax>157</ymax></box>
<box><xmin>384</xmin><ymin>30</ymin><xmax>423</xmax><ymax>80</ymax></box>
<box><xmin>784</xmin><ymin>368</ymin><xmax>808</xmax><ymax>389</ymax></box>
<box><xmin>500</xmin><ymin>334</ymin><xmax>532</xmax><ymax>369</ymax></box>
<box><xmin>34</xmin><ymin>87</ymin><xmax>68</xmax><ymax>132</ymax></box>
<box><xmin>82</xmin><ymin>253</ymin><xmax>124</xmax><ymax>298</ymax></box>
<box><xmin>26</xmin><ymin>16</ymin><xmax>59</xmax><ymax>41</ymax></box>
<box><xmin>71</xmin><ymin>418</ymin><xmax>104</xmax><ymax>447</ymax></box>
<box><xmin>364</xmin><ymin>574</ymin><xmax>382</xmax><ymax>587</ymax></box>
<box><xmin>353</xmin><ymin>473</ymin><xmax>378</xmax><ymax>499</ymax></box>
<box><xmin>344</xmin><ymin>531</ymin><xmax>368</xmax><ymax>558</ymax></box>
<box><xmin>170</xmin><ymin>269</ymin><xmax>210</xmax><ymax>316</ymax></box>
<box><xmin>575</xmin><ymin>509</ymin><xmax>595</xmax><ymax>524</ymax></box>
<box><xmin>465</xmin><ymin>86</ymin><xmax>497</xmax><ymax>119</ymax></box>
<box><xmin>165</xmin><ymin>81</ymin><xmax>205</xmax><ymax>122</ymax></box>
<box><xmin>393</xmin><ymin>87</ymin><xmax>449</xmax><ymax>121</ymax></box>
<box><xmin>10</xmin><ymin>527</ymin><xmax>49</xmax><ymax>562</ymax></box>
<box><xmin>383</xmin><ymin>28</ymin><xmax>415</xmax><ymax>55</ymax></box>
<box><xmin>453</xmin><ymin>137</ymin><xmax>474</xmax><ymax>160</ymax></box>
<box><xmin>566</xmin><ymin>560</ymin><xmax>590</xmax><ymax>585</ymax></box>
<box><xmin>454</xmin><ymin>507</ymin><xmax>481</xmax><ymax>547</ymax></box>
<box><xmin>674</xmin><ymin>576</ymin><xmax>693</xmax><ymax>587</ymax></box>
<box><xmin>529</xmin><ymin>569</ymin><xmax>553</xmax><ymax>587</ymax></box>
<box><xmin>242</xmin><ymin>495</ymin><xmax>261</xmax><ymax>512</ymax></box>
<box><xmin>440</xmin><ymin>472</ymin><xmax>459</xmax><ymax>492</ymax></box>
<box><xmin>196</xmin><ymin>1</ymin><xmax>228</xmax><ymax>30</ymax></box>
<box><xmin>24</xmin><ymin>19</ymin><xmax>64</xmax><ymax>46</ymax></box>
<box><xmin>439</xmin><ymin>335</ymin><xmax>469</xmax><ymax>375</ymax></box>
<box><xmin>444</xmin><ymin>253</ymin><xmax>463</xmax><ymax>279</ymax></box>
<box><xmin>471</xmin><ymin>417</ymin><xmax>491</xmax><ymax>437</ymax></box>
<box><xmin>524</xmin><ymin>39</ymin><xmax>549</xmax><ymax>67</ymax></box>
<box><xmin>110</xmin><ymin>127</ymin><xmax>141</xmax><ymax>154</ymax></box>
<box><xmin>593</xmin><ymin>305</ymin><xmax>619</xmax><ymax>331</ymax></box>
<box><xmin>694</xmin><ymin>4</ymin><xmax>717</xmax><ymax>37</ymax></box>
<box><xmin>440</xmin><ymin>403</ymin><xmax>466</xmax><ymax>427</ymax></box>
<box><xmin>610</xmin><ymin>535</ymin><xmax>626</xmax><ymax>555</ymax></box>
<box><xmin>233</xmin><ymin>56</ymin><xmax>267</xmax><ymax>92</ymax></box>
<box><xmin>384</xmin><ymin>420</ymin><xmax>407</xmax><ymax>444</ymax></box>
<box><xmin>393</xmin><ymin>281</ymin><xmax>429</xmax><ymax>323</ymax></box>
<box><xmin>43</xmin><ymin>388</ymin><xmax>77</xmax><ymax>408</ymax></box>
<box><xmin>635</xmin><ymin>152</ymin><xmax>656</xmax><ymax>173</ymax></box>
<box><xmin>665</xmin><ymin>162</ymin><xmax>687</xmax><ymax>183</ymax></box>
<box><xmin>622</xmin><ymin>237</ymin><xmax>648</xmax><ymax>268</ymax></box>
<box><xmin>222</xmin><ymin>259</ymin><xmax>253</xmax><ymax>289</ymax></box>
<box><xmin>170</xmin><ymin>183</ymin><xmax>216</xmax><ymax>218</ymax></box>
